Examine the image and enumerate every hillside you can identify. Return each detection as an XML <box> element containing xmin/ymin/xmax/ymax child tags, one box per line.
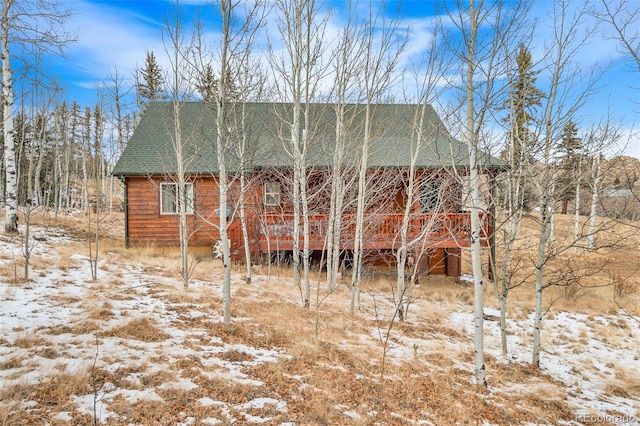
<box><xmin>1</xmin><ymin>210</ymin><xmax>639</xmax><ymax>425</ymax></box>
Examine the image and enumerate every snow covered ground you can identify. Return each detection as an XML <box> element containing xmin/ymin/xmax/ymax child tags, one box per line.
<box><xmin>1</xmin><ymin>219</ymin><xmax>639</xmax><ymax>425</ymax></box>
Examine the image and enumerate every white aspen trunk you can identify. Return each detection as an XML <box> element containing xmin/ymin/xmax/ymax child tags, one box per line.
<box><xmin>239</xmin><ymin>165</ymin><xmax>252</xmax><ymax>284</ymax></box>
<box><xmin>80</xmin><ymin>137</ymin><xmax>89</xmax><ymax>214</ymax></box>
<box><xmin>0</xmin><ymin>153</ymin><xmax>4</xmax><ymax>207</ymax></box>
<box><xmin>54</xmin><ymin>141</ymin><xmax>61</xmax><ymax>215</ymax></box>
<box><xmin>329</xmin><ymin>187</ymin><xmax>343</xmax><ymax>289</ymax></box>
<box><xmin>218</xmin><ymin>118</ymin><xmax>231</xmax><ymax>324</ymax></box>
<box><xmin>586</xmin><ymin>155</ymin><xmax>600</xmax><ymax>250</ymax></box>
<box><xmin>573</xmin><ymin>157</ymin><xmax>581</xmax><ymax>253</ymax></box>
<box><xmin>533</xmin><ymin>116</ymin><xmax>555</xmax><ymax>368</ymax></box>
<box><xmin>499</xmin><ymin>129</ymin><xmax>524</xmax><ymax>356</ymax></box>
<box><xmin>108</xmin><ymin>175</ymin><xmax>114</xmax><ymax>213</ymax></box>
<box><xmin>2</xmin><ymin>0</ymin><xmax>18</xmax><ymax>233</ymax></box>
<box><xmin>350</xmin><ymin>104</ymin><xmax>370</xmax><ymax>315</ymax></box>
<box><xmin>299</xmin><ymin>122</ymin><xmax>311</xmax><ymax>307</ymax></box>
<box><xmin>237</xmin><ymin>103</ymin><xmax>251</xmax><ymax>284</ymax></box>
<box><xmin>271</xmin><ymin>0</ymin><xmax>328</xmax><ymax>307</ymax></box>
<box><xmin>326</xmin><ymin>106</ymin><xmax>345</xmax><ymax>292</ymax></box>
<box><xmin>23</xmin><ymin>125</ymin><xmax>37</xmax><ymax>279</ymax></box>
<box><xmin>291</xmin><ymin>112</ymin><xmax>302</xmax><ymax>301</ymax></box>
<box><xmin>466</xmin><ymin>0</ymin><xmax>486</xmax><ymax>387</ymax></box>
<box><xmin>499</xmin><ymin>183</ymin><xmax>521</xmax><ymax>356</ymax></box>
<box><xmin>217</xmin><ymin>1</ymin><xmax>232</xmax><ymax>325</ymax></box>
<box><xmin>396</xmin><ymin>106</ymin><xmax>425</xmax><ymax>320</ymax></box>
<box><xmin>532</xmin><ymin>193</ymin><xmax>551</xmax><ymax>368</ymax></box>
<box><xmin>469</xmin><ymin>157</ymin><xmax>486</xmax><ymax>386</ymax></box>
<box><xmin>173</xmin><ymin>101</ymin><xmax>190</xmax><ymax>289</ymax></box>
<box><xmin>301</xmin><ymin>172</ymin><xmax>311</xmax><ymax>307</ymax></box>
<box><xmin>301</xmin><ymin>13</ymin><xmax>314</xmax><ymax>308</ymax></box>
<box><xmin>34</xmin><ymin>139</ymin><xmax>44</xmax><ymax>207</ymax></box>
<box><xmin>63</xmin><ymin>138</ymin><xmax>71</xmax><ymax>210</ymax></box>
<box><xmin>549</xmin><ymin>179</ymin><xmax>556</xmax><ymax>242</ymax></box>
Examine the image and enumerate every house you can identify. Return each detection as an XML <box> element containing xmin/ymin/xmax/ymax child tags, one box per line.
<box><xmin>112</xmin><ymin>102</ymin><xmax>503</xmax><ymax>276</ymax></box>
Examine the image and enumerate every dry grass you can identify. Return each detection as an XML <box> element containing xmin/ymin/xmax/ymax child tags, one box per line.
<box><xmin>13</xmin><ymin>334</ymin><xmax>51</xmax><ymax>349</ymax></box>
<box><xmin>0</xmin><ymin>370</ymin><xmax>92</xmax><ymax>424</ymax></box>
<box><xmin>88</xmin><ymin>301</ymin><xmax>115</xmax><ymax>321</ymax></box>
<box><xmin>2</xmin><ymin>208</ymin><xmax>640</xmax><ymax>424</ymax></box>
<box><xmin>102</xmin><ymin>317</ymin><xmax>169</xmax><ymax>342</ymax></box>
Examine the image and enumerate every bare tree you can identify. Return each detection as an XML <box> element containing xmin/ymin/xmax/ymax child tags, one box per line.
<box><xmin>269</xmin><ymin>0</ymin><xmax>331</xmax><ymax>307</ymax></box>
<box><xmin>440</xmin><ymin>0</ymin><xmax>529</xmax><ymax>386</ymax></box>
<box><xmin>529</xmin><ymin>0</ymin><xmax>603</xmax><ymax>368</ymax></box>
<box><xmin>228</xmin><ymin>51</ymin><xmax>269</xmax><ymax>286</ymax></box>
<box><xmin>88</xmin><ymin>104</ymin><xmax>105</xmax><ymax>282</ymax></box>
<box><xmin>324</xmin><ymin>1</ymin><xmax>364</xmax><ymax>292</ymax></box>
<box><xmin>350</xmin><ymin>1</ymin><xmax>407</xmax><ymax>314</ymax></box>
<box><xmin>97</xmin><ymin>66</ymin><xmax>136</xmax><ymax>211</ymax></box>
<box><xmin>394</xmin><ymin>32</ymin><xmax>449</xmax><ymax>320</ymax></box>
<box><xmin>597</xmin><ymin>0</ymin><xmax>640</xmax><ymax>73</ymax></box>
<box><xmin>1</xmin><ymin>0</ymin><xmax>73</xmax><ymax>233</ymax></box>
<box><xmin>212</xmin><ymin>0</ymin><xmax>265</xmax><ymax>323</ymax></box>
<box><xmin>595</xmin><ymin>0</ymin><xmax>640</xmax><ymax>222</ymax></box>
<box><xmin>493</xmin><ymin>39</ymin><xmax>541</xmax><ymax>356</ymax></box>
<box><xmin>162</xmin><ymin>1</ymin><xmax>200</xmax><ymax>288</ymax></box>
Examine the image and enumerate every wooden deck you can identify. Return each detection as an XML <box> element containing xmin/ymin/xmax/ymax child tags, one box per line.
<box><xmin>228</xmin><ymin>212</ymin><xmax>492</xmax><ymax>256</ymax></box>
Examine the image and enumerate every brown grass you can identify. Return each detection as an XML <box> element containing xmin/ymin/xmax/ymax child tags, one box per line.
<box><xmin>2</xmin><ymin>208</ymin><xmax>640</xmax><ymax>425</ymax></box>
<box><xmin>88</xmin><ymin>301</ymin><xmax>115</xmax><ymax>321</ymax></box>
<box><xmin>0</xmin><ymin>370</ymin><xmax>91</xmax><ymax>424</ymax></box>
<box><xmin>102</xmin><ymin>317</ymin><xmax>169</xmax><ymax>342</ymax></box>
<box><xmin>13</xmin><ymin>334</ymin><xmax>51</xmax><ymax>349</ymax></box>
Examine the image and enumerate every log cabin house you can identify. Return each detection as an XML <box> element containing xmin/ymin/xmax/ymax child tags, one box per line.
<box><xmin>112</xmin><ymin>102</ymin><xmax>503</xmax><ymax>277</ymax></box>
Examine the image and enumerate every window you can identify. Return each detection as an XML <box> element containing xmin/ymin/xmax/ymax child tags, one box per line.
<box><xmin>263</xmin><ymin>182</ymin><xmax>280</xmax><ymax>206</ymax></box>
<box><xmin>420</xmin><ymin>179</ymin><xmax>439</xmax><ymax>213</ymax></box>
<box><xmin>160</xmin><ymin>182</ymin><xmax>194</xmax><ymax>214</ymax></box>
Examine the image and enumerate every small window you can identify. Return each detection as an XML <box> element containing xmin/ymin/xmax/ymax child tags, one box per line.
<box><xmin>263</xmin><ymin>182</ymin><xmax>280</xmax><ymax>206</ymax></box>
<box><xmin>420</xmin><ymin>179</ymin><xmax>439</xmax><ymax>213</ymax></box>
<box><xmin>160</xmin><ymin>182</ymin><xmax>194</xmax><ymax>214</ymax></box>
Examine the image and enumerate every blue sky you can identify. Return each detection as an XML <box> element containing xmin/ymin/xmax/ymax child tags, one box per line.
<box><xmin>36</xmin><ymin>0</ymin><xmax>640</xmax><ymax>158</ymax></box>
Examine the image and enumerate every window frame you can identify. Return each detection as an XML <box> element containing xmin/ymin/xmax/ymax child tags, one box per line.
<box><xmin>263</xmin><ymin>181</ymin><xmax>280</xmax><ymax>207</ymax></box>
<box><xmin>160</xmin><ymin>182</ymin><xmax>194</xmax><ymax>215</ymax></box>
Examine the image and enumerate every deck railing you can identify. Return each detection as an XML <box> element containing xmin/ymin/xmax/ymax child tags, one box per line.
<box><xmin>249</xmin><ymin>212</ymin><xmax>491</xmax><ymax>251</ymax></box>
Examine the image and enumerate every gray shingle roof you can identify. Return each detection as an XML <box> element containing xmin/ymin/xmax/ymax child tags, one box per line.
<box><xmin>112</xmin><ymin>102</ymin><xmax>504</xmax><ymax>176</ymax></box>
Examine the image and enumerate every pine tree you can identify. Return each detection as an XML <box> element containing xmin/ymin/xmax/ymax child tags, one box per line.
<box><xmin>557</xmin><ymin>120</ymin><xmax>582</xmax><ymax>214</ymax></box>
<box><xmin>508</xmin><ymin>44</ymin><xmax>545</xmax><ymax>167</ymax></box>
<box><xmin>197</xmin><ymin>65</ymin><xmax>240</xmax><ymax>103</ymax></box>
<box><xmin>136</xmin><ymin>51</ymin><xmax>165</xmax><ymax>110</ymax></box>
<box><xmin>197</xmin><ymin>64</ymin><xmax>217</xmax><ymax>101</ymax></box>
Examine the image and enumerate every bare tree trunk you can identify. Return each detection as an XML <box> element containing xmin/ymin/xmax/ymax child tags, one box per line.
<box><xmin>239</xmin><ymin>153</ymin><xmax>252</xmax><ymax>284</ymax></box>
<box><xmin>396</xmin><ymin>106</ymin><xmax>425</xmax><ymax>319</ymax></box>
<box><xmin>465</xmin><ymin>0</ymin><xmax>487</xmax><ymax>387</ymax></box>
<box><xmin>80</xmin><ymin>108</ymin><xmax>91</xmax><ymax>214</ymax></box>
<box><xmin>532</xmin><ymin>182</ymin><xmax>552</xmax><ymax>367</ymax></box>
<box><xmin>174</xmin><ymin>103</ymin><xmax>190</xmax><ymax>289</ymax></box>
<box><xmin>216</xmin><ymin>0</ymin><xmax>233</xmax><ymax>324</ymax></box>
<box><xmin>586</xmin><ymin>154</ymin><xmax>600</xmax><ymax>250</ymax></box>
<box><xmin>2</xmin><ymin>0</ymin><xmax>18</xmax><ymax>233</ymax></box>
<box><xmin>33</xmin><ymin>139</ymin><xmax>44</xmax><ymax>207</ymax></box>
<box><xmin>350</xmin><ymin>104</ymin><xmax>369</xmax><ymax>313</ymax></box>
<box><xmin>270</xmin><ymin>0</ymin><xmax>328</xmax><ymax>308</ymax></box>
<box><xmin>573</xmin><ymin>156</ymin><xmax>582</xmax><ymax>253</ymax></box>
<box><xmin>529</xmin><ymin>1</ymin><xmax>599</xmax><ymax>368</ymax></box>
<box><xmin>325</xmin><ymin>108</ymin><xmax>345</xmax><ymax>291</ymax></box>
<box><xmin>163</xmin><ymin>4</ymin><xmax>197</xmax><ymax>289</ymax></box>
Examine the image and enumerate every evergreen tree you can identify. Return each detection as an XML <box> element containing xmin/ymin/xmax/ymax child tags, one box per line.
<box><xmin>197</xmin><ymin>65</ymin><xmax>240</xmax><ymax>103</ymax></box>
<box><xmin>197</xmin><ymin>64</ymin><xmax>217</xmax><ymax>101</ymax></box>
<box><xmin>557</xmin><ymin>120</ymin><xmax>582</xmax><ymax>214</ymax></box>
<box><xmin>507</xmin><ymin>44</ymin><xmax>545</xmax><ymax>167</ymax></box>
<box><xmin>136</xmin><ymin>51</ymin><xmax>165</xmax><ymax>110</ymax></box>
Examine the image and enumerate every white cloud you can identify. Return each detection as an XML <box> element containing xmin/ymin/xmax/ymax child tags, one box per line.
<box><xmin>63</xmin><ymin>1</ymin><xmax>168</xmax><ymax>94</ymax></box>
